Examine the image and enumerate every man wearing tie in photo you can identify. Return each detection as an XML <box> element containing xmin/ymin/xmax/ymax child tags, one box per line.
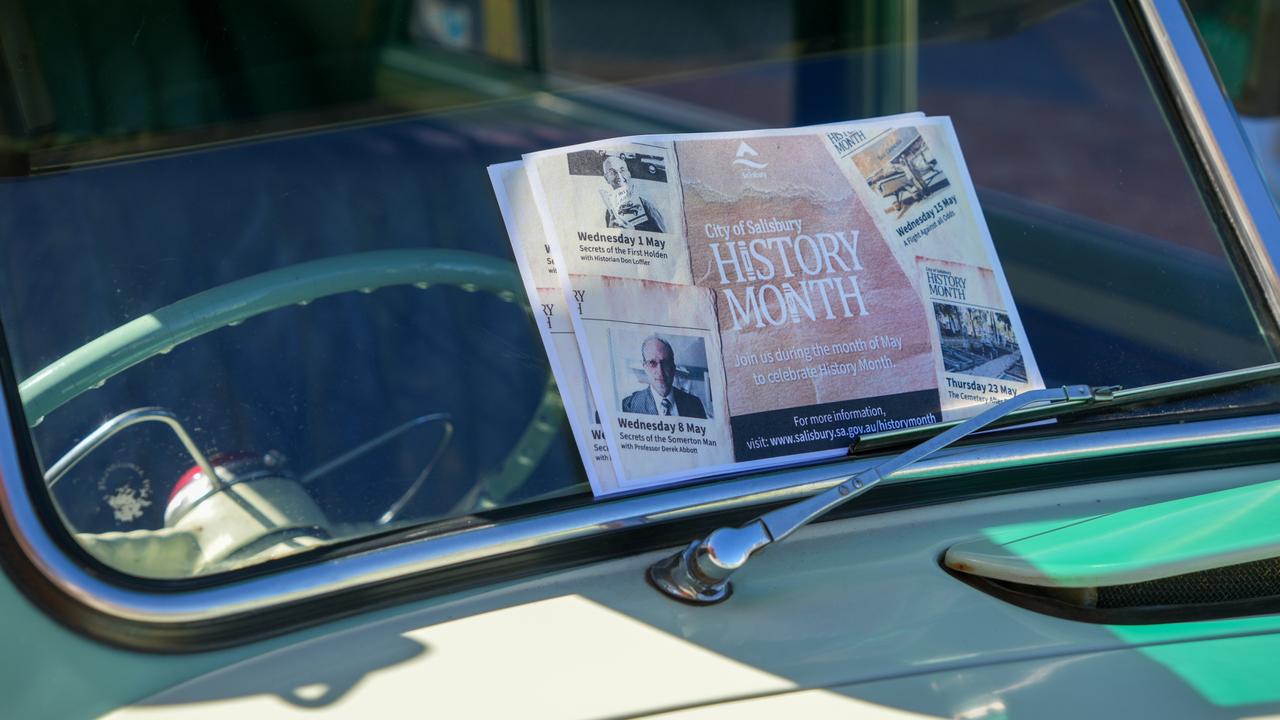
<box><xmin>622</xmin><ymin>336</ymin><xmax>708</xmax><ymax>418</ymax></box>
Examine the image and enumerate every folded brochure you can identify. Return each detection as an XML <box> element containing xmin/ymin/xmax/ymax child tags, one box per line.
<box><xmin>491</xmin><ymin>115</ymin><xmax>1043</xmax><ymax>496</ymax></box>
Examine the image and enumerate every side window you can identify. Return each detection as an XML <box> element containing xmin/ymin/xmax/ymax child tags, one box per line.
<box><xmin>1188</xmin><ymin>1</ymin><xmax>1280</xmax><ymax>206</ymax></box>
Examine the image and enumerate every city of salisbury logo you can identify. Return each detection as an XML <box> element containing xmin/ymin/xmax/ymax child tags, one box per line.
<box><xmin>732</xmin><ymin>141</ymin><xmax>768</xmax><ymax>170</ymax></box>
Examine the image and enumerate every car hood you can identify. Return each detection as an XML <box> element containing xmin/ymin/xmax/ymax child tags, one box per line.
<box><xmin>106</xmin><ymin>461</ymin><xmax>1280</xmax><ymax>719</ymax></box>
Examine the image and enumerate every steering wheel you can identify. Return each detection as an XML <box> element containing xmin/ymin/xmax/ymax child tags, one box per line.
<box><xmin>18</xmin><ymin>249</ymin><xmax>564</xmax><ymax>511</ymax></box>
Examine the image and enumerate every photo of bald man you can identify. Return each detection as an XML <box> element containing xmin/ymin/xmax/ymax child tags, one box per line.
<box><xmin>621</xmin><ymin>335</ymin><xmax>707</xmax><ymax>418</ymax></box>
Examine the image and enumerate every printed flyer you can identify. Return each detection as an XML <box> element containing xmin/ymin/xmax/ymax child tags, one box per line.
<box><xmin>492</xmin><ymin>115</ymin><xmax>1042</xmax><ymax>494</ymax></box>
<box><xmin>489</xmin><ymin>162</ymin><xmax>619</xmax><ymax>494</ymax></box>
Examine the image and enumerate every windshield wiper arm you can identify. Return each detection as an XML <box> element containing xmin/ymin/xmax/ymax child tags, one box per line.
<box><xmin>854</xmin><ymin>361</ymin><xmax>1280</xmax><ymax>456</ymax></box>
<box><xmin>648</xmin><ymin>384</ymin><xmax>1120</xmax><ymax>604</ymax></box>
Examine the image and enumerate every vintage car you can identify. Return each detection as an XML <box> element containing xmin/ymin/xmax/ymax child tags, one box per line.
<box><xmin>2</xmin><ymin>0</ymin><xmax>1280</xmax><ymax>717</ymax></box>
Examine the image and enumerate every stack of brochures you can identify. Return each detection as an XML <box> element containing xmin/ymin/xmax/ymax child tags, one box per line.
<box><xmin>489</xmin><ymin>114</ymin><xmax>1043</xmax><ymax>496</ymax></box>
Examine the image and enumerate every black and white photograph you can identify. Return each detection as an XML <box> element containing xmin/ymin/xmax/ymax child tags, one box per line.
<box><xmin>933</xmin><ymin>302</ymin><xmax>1027</xmax><ymax>382</ymax></box>
<box><xmin>851</xmin><ymin>127</ymin><xmax>950</xmax><ymax>218</ymax></box>
<box><xmin>566</xmin><ymin>148</ymin><xmax>670</xmax><ymax>232</ymax></box>
<box><xmin>609</xmin><ymin>329</ymin><xmax>713</xmax><ymax>419</ymax></box>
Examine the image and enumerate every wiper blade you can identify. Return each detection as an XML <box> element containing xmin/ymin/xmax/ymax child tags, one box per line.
<box><xmin>649</xmin><ymin>364</ymin><xmax>1280</xmax><ymax>605</ymax></box>
<box><xmin>648</xmin><ymin>384</ymin><xmax>1121</xmax><ymax>604</ymax></box>
<box><xmin>853</xmin><ymin>361</ymin><xmax>1280</xmax><ymax>455</ymax></box>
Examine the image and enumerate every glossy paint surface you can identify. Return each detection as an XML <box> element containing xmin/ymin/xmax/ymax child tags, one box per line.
<box><xmin>87</xmin><ymin>461</ymin><xmax>1280</xmax><ymax>719</ymax></box>
<box><xmin>644</xmin><ymin>637</ymin><xmax>1280</xmax><ymax>718</ymax></box>
<box><xmin>946</xmin><ymin>477</ymin><xmax>1280</xmax><ymax>586</ymax></box>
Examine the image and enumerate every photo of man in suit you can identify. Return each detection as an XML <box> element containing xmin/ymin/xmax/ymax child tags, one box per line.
<box><xmin>621</xmin><ymin>336</ymin><xmax>708</xmax><ymax>418</ymax></box>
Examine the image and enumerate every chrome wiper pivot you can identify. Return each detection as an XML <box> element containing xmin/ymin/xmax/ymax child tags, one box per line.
<box><xmin>648</xmin><ymin>385</ymin><xmax>1119</xmax><ymax>604</ymax></box>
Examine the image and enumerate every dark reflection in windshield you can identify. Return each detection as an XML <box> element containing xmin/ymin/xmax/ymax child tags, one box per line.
<box><xmin>1</xmin><ymin>111</ymin><xmax>600</xmax><ymax>532</ymax></box>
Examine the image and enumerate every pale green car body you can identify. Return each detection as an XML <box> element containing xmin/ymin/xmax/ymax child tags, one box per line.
<box><xmin>3</xmin><ymin>1</ymin><xmax>1280</xmax><ymax>718</ymax></box>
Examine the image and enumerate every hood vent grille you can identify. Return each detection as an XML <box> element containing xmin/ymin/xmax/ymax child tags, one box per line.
<box><xmin>952</xmin><ymin>555</ymin><xmax>1280</xmax><ymax>624</ymax></box>
<box><xmin>1094</xmin><ymin>556</ymin><xmax>1280</xmax><ymax>608</ymax></box>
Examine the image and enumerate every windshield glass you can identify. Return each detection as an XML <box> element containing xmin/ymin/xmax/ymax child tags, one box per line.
<box><xmin>0</xmin><ymin>0</ymin><xmax>1273</xmax><ymax>578</ymax></box>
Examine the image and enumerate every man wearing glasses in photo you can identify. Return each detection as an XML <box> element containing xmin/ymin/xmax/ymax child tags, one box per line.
<box><xmin>622</xmin><ymin>335</ymin><xmax>708</xmax><ymax>418</ymax></box>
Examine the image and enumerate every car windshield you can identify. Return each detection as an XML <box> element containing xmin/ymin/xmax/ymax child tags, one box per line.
<box><xmin>0</xmin><ymin>0</ymin><xmax>1275</xmax><ymax>579</ymax></box>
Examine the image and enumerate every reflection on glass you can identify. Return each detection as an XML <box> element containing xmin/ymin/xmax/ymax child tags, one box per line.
<box><xmin>0</xmin><ymin>0</ymin><xmax>1271</xmax><ymax>577</ymax></box>
<box><xmin>1188</xmin><ymin>0</ymin><xmax>1280</xmax><ymax>207</ymax></box>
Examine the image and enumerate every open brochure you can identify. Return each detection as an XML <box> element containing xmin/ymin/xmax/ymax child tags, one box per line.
<box><xmin>491</xmin><ymin>115</ymin><xmax>1043</xmax><ymax>496</ymax></box>
<box><xmin>490</xmin><ymin>161</ymin><xmax>620</xmax><ymax>491</ymax></box>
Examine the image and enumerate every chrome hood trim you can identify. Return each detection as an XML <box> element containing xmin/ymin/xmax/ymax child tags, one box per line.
<box><xmin>4</xmin><ymin>408</ymin><xmax>1280</xmax><ymax>625</ymax></box>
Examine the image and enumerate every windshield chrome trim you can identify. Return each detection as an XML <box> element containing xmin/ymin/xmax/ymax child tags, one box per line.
<box><xmin>4</xmin><ymin>407</ymin><xmax>1280</xmax><ymax>625</ymax></box>
<box><xmin>1139</xmin><ymin>0</ymin><xmax>1280</xmax><ymax>325</ymax></box>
